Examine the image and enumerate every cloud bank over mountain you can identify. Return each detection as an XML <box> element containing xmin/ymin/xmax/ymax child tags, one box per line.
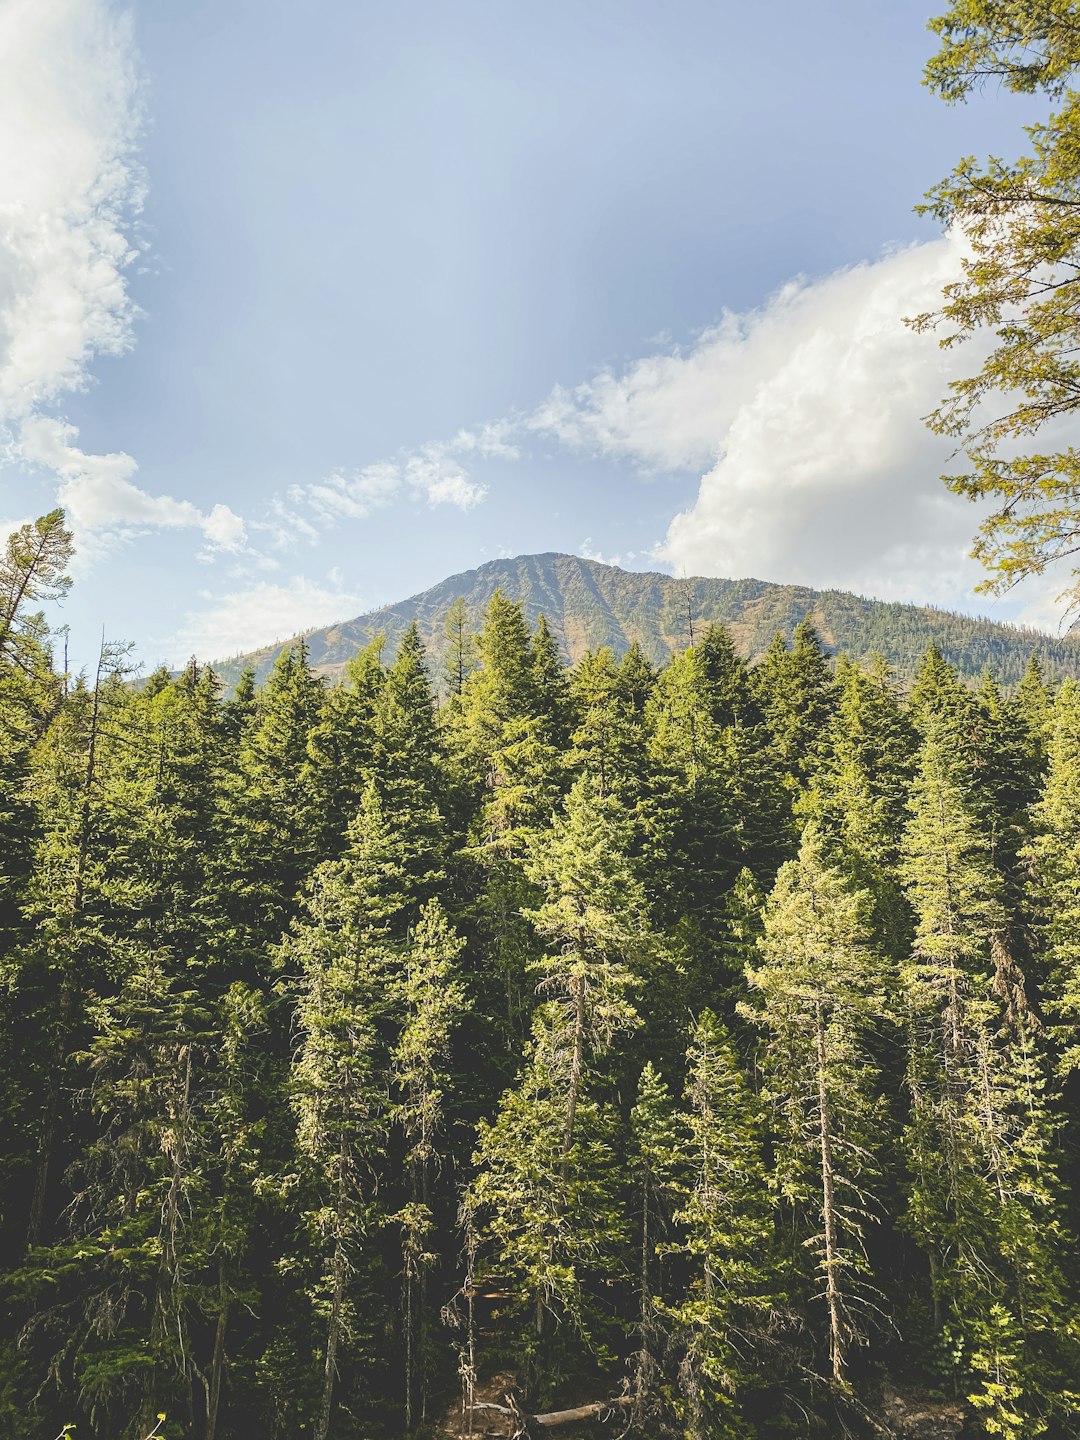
<box><xmin>527</xmin><ymin>235</ymin><xmax>1003</xmax><ymax>610</ymax></box>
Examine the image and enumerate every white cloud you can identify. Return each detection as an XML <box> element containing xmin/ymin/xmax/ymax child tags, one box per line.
<box><xmin>19</xmin><ymin>416</ymin><xmax>246</xmax><ymax>554</ymax></box>
<box><xmin>528</xmin><ymin>335</ymin><xmax>737</xmax><ymax>473</ymax></box>
<box><xmin>578</xmin><ymin>537</ymin><xmax>638</xmax><ymax>569</ymax></box>
<box><xmin>294</xmin><ymin>438</ymin><xmax>488</xmax><ymax>528</ymax></box>
<box><xmin>658</xmin><ymin>239</ymin><xmax>996</xmax><ymax>605</ymax></box>
<box><xmin>447</xmin><ymin>420</ymin><xmax>520</xmax><ymax>461</ymax></box>
<box><xmin>0</xmin><ymin>0</ymin><xmax>142</xmax><ymax>418</ymax></box>
<box><xmin>169</xmin><ymin>574</ymin><xmax>367</xmax><ymax>664</ymax></box>
<box><xmin>0</xmin><ymin>0</ymin><xmax>248</xmax><ymax>554</ymax></box>
<box><xmin>526</xmin><ymin>234</ymin><xmax>1028</xmax><ymax>609</ymax></box>
<box><xmin>300</xmin><ymin>461</ymin><xmax>401</xmax><ymax>523</ymax></box>
<box><xmin>405</xmin><ymin>450</ymin><xmax>487</xmax><ymax>509</ymax></box>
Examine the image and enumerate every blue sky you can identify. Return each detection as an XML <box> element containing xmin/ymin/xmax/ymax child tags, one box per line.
<box><xmin>0</xmin><ymin>0</ymin><xmax>1063</xmax><ymax>670</ymax></box>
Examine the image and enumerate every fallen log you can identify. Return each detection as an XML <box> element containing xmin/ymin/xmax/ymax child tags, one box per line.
<box><xmin>533</xmin><ymin>1397</ymin><xmax>633</xmax><ymax>1426</ymax></box>
<box><xmin>471</xmin><ymin>1394</ymin><xmax>633</xmax><ymax>1432</ymax></box>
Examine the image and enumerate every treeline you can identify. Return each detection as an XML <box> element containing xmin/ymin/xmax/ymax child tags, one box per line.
<box><xmin>209</xmin><ymin>553</ymin><xmax>1080</xmax><ymax>695</ymax></box>
<box><xmin>2</xmin><ymin>512</ymin><xmax>1080</xmax><ymax>1439</ymax></box>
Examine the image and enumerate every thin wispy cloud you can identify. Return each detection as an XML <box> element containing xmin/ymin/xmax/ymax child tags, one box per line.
<box><xmin>579</xmin><ymin>537</ymin><xmax>638</xmax><ymax>569</ymax></box>
<box><xmin>288</xmin><ymin>427</ymin><xmax>502</xmax><ymax>533</ymax></box>
<box><xmin>0</xmin><ymin>0</ymin><xmax>244</xmax><ymax>555</ymax></box>
<box><xmin>170</xmin><ymin>572</ymin><xmax>366</xmax><ymax>665</ymax></box>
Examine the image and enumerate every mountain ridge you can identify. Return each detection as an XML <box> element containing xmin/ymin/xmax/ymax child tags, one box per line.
<box><xmin>208</xmin><ymin>552</ymin><xmax>1080</xmax><ymax>690</ymax></box>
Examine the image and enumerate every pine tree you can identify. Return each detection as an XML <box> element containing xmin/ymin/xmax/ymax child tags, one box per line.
<box><xmin>306</xmin><ymin>638</ymin><xmax>384</xmax><ymax>857</ymax></box>
<box><xmin>908</xmin><ymin>643</ymin><xmax>980</xmax><ymax>771</ymax></box>
<box><xmin>750</xmin><ymin>824</ymin><xmax>887</xmax><ymax>1384</ymax></box>
<box><xmin>214</xmin><ymin>641</ymin><xmax>323</xmax><ymax>975</ymax></box>
<box><xmin>628</xmin><ymin>1062</ymin><xmax>683</xmax><ymax>1416</ymax></box>
<box><xmin>9</xmin><ymin>642</ymin><xmax>139</xmax><ymax>1252</ymax></box>
<box><xmin>1012</xmin><ymin>655</ymin><xmax>1053</xmax><ymax>773</ymax></box>
<box><xmin>464</xmin><ymin>589</ymin><xmax>537</xmax><ymax>736</ymax></box>
<box><xmin>465</xmin><ymin>1007</ymin><xmax>627</xmax><ymax>1388</ymax></box>
<box><xmin>369</xmin><ymin>623</ymin><xmax>446</xmax><ymax>903</ymax></box>
<box><xmin>670</xmin><ymin>1011</ymin><xmax>773</xmax><ymax>1440</ymax></box>
<box><xmin>195</xmin><ymin>980</ymin><xmax>268</xmax><ymax>1440</ymax></box>
<box><xmin>751</xmin><ymin>621</ymin><xmax>836</xmax><ymax>781</ymax></box>
<box><xmin>13</xmin><ymin>953</ymin><xmax>211</xmax><ymax>1436</ymax></box>
<box><xmin>647</xmin><ymin>637</ymin><xmax>787</xmax><ymax>1008</ymax></box>
<box><xmin>451</xmin><ymin>592</ymin><xmax>561</xmax><ymax>848</ymax></box>
<box><xmin>523</xmin><ymin>775</ymin><xmax>646</xmax><ymax>1166</ymax></box>
<box><xmin>283</xmin><ymin>788</ymin><xmax>405</xmax><ymax>1440</ymax></box>
<box><xmin>1028</xmin><ymin>679</ymin><xmax>1080</xmax><ymax>1069</ymax></box>
<box><xmin>801</xmin><ymin>655</ymin><xmax>915</xmax><ymax>952</ymax></box>
<box><xmin>618</xmin><ymin>641</ymin><xmax>657</xmax><ymax>712</ymax></box>
<box><xmin>391</xmin><ymin>900</ymin><xmax>467</xmax><ymax>1430</ymax></box>
<box><xmin>222</xmin><ymin>666</ymin><xmax>257</xmax><ymax>743</ymax></box>
<box><xmin>0</xmin><ymin>510</ymin><xmax>73</xmax><ymax>669</ymax></box>
<box><xmin>531</xmin><ymin>614</ymin><xmax>571</xmax><ymax>749</ymax></box>
<box><xmin>442</xmin><ymin>596</ymin><xmax>474</xmax><ymax>700</ymax></box>
<box><xmin>466</xmin><ymin>775</ymin><xmax>650</xmax><ymax>1390</ymax></box>
<box><xmin>899</xmin><ymin>721</ymin><xmax>1077</xmax><ymax>1429</ymax></box>
<box><xmin>647</xmin><ymin>644</ymin><xmax>741</xmax><ymax>911</ymax></box>
<box><xmin>568</xmin><ymin>647</ymin><xmax>649</xmax><ymax>802</ymax></box>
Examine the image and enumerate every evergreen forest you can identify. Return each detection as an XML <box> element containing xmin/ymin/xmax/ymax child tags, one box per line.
<box><xmin>4</xmin><ymin>510</ymin><xmax>1080</xmax><ymax>1439</ymax></box>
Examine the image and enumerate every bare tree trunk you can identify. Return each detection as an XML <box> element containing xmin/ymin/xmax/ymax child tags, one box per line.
<box><xmin>463</xmin><ymin>1223</ymin><xmax>477</xmax><ymax>1438</ymax></box>
<box><xmin>316</xmin><ymin>1236</ymin><xmax>347</xmax><ymax>1440</ymax></box>
<box><xmin>315</xmin><ymin>1140</ymin><xmax>349</xmax><ymax>1440</ymax></box>
<box><xmin>815</xmin><ymin>1003</ymin><xmax>845</xmax><ymax>1383</ymax></box>
<box><xmin>477</xmin><ymin>1394</ymin><xmax>633</xmax><ymax>1428</ymax></box>
<box><xmin>640</xmin><ymin>1175</ymin><xmax>650</xmax><ymax>1327</ymax></box>
<box><xmin>204</xmin><ymin>1258</ymin><xmax>229</xmax><ymax>1440</ymax></box>
<box><xmin>560</xmin><ymin>969</ymin><xmax>586</xmax><ymax>1175</ymax></box>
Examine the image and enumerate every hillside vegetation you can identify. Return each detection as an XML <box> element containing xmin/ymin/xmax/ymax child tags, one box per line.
<box><xmin>4</xmin><ymin>516</ymin><xmax>1080</xmax><ymax>1439</ymax></box>
<box><xmin>211</xmin><ymin>552</ymin><xmax>1080</xmax><ymax>691</ymax></box>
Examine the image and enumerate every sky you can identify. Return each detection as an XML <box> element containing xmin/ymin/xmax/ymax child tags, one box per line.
<box><xmin>0</xmin><ymin>0</ymin><xmax>1069</xmax><ymax>670</ymax></box>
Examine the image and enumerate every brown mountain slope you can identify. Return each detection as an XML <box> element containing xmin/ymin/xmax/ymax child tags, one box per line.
<box><xmin>207</xmin><ymin>552</ymin><xmax>1080</xmax><ymax>690</ymax></box>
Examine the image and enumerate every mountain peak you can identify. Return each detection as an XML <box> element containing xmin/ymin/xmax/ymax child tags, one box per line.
<box><xmin>209</xmin><ymin>552</ymin><xmax>1080</xmax><ymax>691</ymax></box>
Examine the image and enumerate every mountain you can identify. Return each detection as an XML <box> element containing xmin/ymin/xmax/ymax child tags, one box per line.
<box><xmin>209</xmin><ymin>552</ymin><xmax>1080</xmax><ymax>690</ymax></box>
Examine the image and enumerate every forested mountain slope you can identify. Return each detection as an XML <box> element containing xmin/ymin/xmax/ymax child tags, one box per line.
<box><xmin>212</xmin><ymin>551</ymin><xmax>1080</xmax><ymax>690</ymax></box>
<box><xmin>7</xmin><ymin>515</ymin><xmax>1080</xmax><ymax>1439</ymax></box>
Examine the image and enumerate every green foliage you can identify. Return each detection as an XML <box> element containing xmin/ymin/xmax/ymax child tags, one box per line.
<box><xmin>3</xmin><ymin>515</ymin><xmax>1080</xmax><ymax>1438</ymax></box>
<box><xmin>914</xmin><ymin>0</ymin><xmax>1080</xmax><ymax>602</ymax></box>
<box><xmin>751</xmin><ymin>825</ymin><xmax>890</xmax><ymax>1383</ymax></box>
<box><xmin>0</xmin><ymin>508</ymin><xmax>73</xmax><ymax>671</ymax></box>
<box><xmin>668</xmin><ymin>1013</ymin><xmax>773</xmax><ymax>1440</ymax></box>
<box><xmin>1028</xmin><ymin>679</ymin><xmax>1080</xmax><ymax>1068</ymax></box>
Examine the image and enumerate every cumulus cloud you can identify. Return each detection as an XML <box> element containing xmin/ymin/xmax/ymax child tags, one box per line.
<box><xmin>0</xmin><ymin>0</ymin><xmax>142</xmax><ymax>418</ymax></box>
<box><xmin>0</xmin><ymin>0</ymin><xmax>247</xmax><ymax>553</ymax></box>
<box><xmin>529</xmin><ymin>234</ymin><xmax>1047</xmax><ymax>610</ymax></box>
<box><xmin>529</xmin><ymin>340</ymin><xmax>735</xmax><ymax>473</ymax></box>
<box><xmin>170</xmin><ymin>573</ymin><xmax>367</xmax><ymax>664</ymax></box>
<box><xmin>658</xmin><ymin>239</ymin><xmax>984</xmax><ymax>602</ymax></box>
